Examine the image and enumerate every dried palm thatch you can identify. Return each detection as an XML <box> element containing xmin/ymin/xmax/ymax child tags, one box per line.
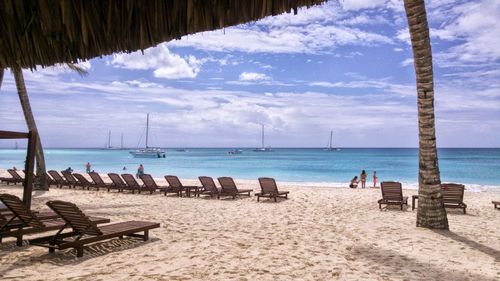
<box><xmin>0</xmin><ymin>0</ymin><xmax>326</xmax><ymax>69</ymax></box>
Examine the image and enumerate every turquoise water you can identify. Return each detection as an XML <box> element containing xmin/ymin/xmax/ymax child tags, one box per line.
<box><xmin>1</xmin><ymin>148</ymin><xmax>499</xmax><ymax>189</ymax></box>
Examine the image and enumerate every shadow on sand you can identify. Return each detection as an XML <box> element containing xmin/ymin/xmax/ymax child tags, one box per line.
<box><xmin>432</xmin><ymin>229</ymin><xmax>500</xmax><ymax>262</ymax></box>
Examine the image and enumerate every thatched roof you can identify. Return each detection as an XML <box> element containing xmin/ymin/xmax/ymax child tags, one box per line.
<box><xmin>0</xmin><ymin>0</ymin><xmax>326</xmax><ymax>69</ymax></box>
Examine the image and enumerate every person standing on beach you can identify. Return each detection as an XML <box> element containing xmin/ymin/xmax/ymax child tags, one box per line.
<box><xmin>373</xmin><ymin>171</ymin><xmax>378</xmax><ymax>188</ymax></box>
<box><xmin>360</xmin><ymin>170</ymin><xmax>367</xmax><ymax>188</ymax></box>
<box><xmin>85</xmin><ymin>162</ymin><xmax>91</xmax><ymax>173</ymax></box>
<box><xmin>136</xmin><ymin>164</ymin><xmax>144</xmax><ymax>179</ymax></box>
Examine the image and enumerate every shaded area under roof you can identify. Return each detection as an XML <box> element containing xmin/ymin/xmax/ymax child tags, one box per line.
<box><xmin>0</xmin><ymin>0</ymin><xmax>326</xmax><ymax>69</ymax></box>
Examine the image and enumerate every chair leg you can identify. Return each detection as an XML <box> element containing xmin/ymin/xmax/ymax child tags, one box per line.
<box><xmin>257</xmin><ymin>195</ymin><xmax>260</xmax><ymax>202</ymax></box>
<box><xmin>143</xmin><ymin>230</ymin><xmax>149</xmax><ymax>241</ymax></box>
<box><xmin>76</xmin><ymin>246</ymin><xmax>84</xmax><ymax>257</ymax></box>
<box><xmin>16</xmin><ymin>236</ymin><xmax>23</xmax><ymax>247</ymax></box>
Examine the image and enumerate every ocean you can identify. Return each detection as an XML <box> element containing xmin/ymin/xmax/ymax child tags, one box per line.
<box><xmin>1</xmin><ymin>148</ymin><xmax>499</xmax><ymax>190</ymax></box>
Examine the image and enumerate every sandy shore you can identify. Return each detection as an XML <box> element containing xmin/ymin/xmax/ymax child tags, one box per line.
<box><xmin>0</xmin><ymin>177</ymin><xmax>499</xmax><ymax>280</ymax></box>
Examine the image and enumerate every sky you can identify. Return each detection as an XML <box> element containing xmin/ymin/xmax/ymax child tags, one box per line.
<box><xmin>1</xmin><ymin>0</ymin><xmax>499</xmax><ymax>148</ymax></box>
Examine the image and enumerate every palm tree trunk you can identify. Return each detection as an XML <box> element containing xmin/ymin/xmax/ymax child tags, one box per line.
<box><xmin>404</xmin><ymin>0</ymin><xmax>448</xmax><ymax>229</ymax></box>
<box><xmin>12</xmin><ymin>67</ymin><xmax>48</xmax><ymax>190</ymax></box>
<box><xmin>0</xmin><ymin>69</ymin><xmax>4</xmax><ymax>90</ymax></box>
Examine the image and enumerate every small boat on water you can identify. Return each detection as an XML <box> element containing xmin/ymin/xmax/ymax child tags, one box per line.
<box><xmin>253</xmin><ymin>124</ymin><xmax>273</xmax><ymax>152</ymax></box>
<box><xmin>228</xmin><ymin>149</ymin><xmax>243</xmax><ymax>155</ymax></box>
<box><xmin>324</xmin><ymin>130</ymin><xmax>340</xmax><ymax>151</ymax></box>
<box><xmin>130</xmin><ymin>114</ymin><xmax>166</xmax><ymax>158</ymax></box>
<box><xmin>176</xmin><ymin>149</ymin><xmax>187</xmax><ymax>152</ymax></box>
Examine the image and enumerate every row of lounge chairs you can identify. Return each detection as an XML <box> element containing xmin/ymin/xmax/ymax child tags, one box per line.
<box><xmin>378</xmin><ymin>181</ymin><xmax>468</xmax><ymax>213</ymax></box>
<box><xmin>0</xmin><ymin>169</ymin><xmax>24</xmax><ymax>185</ymax></box>
<box><xmin>0</xmin><ymin>193</ymin><xmax>159</xmax><ymax>257</ymax></box>
<box><xmin>45</xmin><ymin>170</ymin><xmax>289</xmax><ymax>202</ymax></box>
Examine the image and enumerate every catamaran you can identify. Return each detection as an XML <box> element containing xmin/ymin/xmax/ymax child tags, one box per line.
<box><xmin>130</xmin><ymin>114</ymin><xmax>166</xmax><ymax>158</ymax></box>
<box><xmin>253</xmin><ymin>124</ymin><xmax>273</xmax><ymax>152</ymax></box>
<box><xmin>324</xmin><ymin>130</ymin><xmax>340</xmax><ymax>151</ymax></box>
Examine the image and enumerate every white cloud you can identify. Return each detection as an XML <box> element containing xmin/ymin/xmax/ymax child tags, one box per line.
<box><xmin>111</xmin><ymin>44</ymin><xmax>202</xmax><ymax>79</ymax></box>
<box><xmin>340</xmin><ymin>0</ymin><xmax>387</xmax><ymax>11</ymax></box>
<box><xmin>239</xmin><ymin>72</ymin><xmax>270</xmax><ymax>82</ymax></box>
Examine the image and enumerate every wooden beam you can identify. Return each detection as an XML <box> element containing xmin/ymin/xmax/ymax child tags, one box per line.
<box><xmin>0</xmin><ymin>130</ymin><xmax>29</xmax><ymax>139</ymax></box>
<box><xmin>23</xmin><ymin>130</ymin><xmax>37</xmax><ymax>207</ymax></box>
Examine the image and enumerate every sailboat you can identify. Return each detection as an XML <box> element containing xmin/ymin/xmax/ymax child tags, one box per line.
<box><xmin>324</xmin><ymin>130</ymin><xmax>340</xmax><ymax>151</ymax></box>
<box><xmin>14</xmin><ymin>141</ymin><xmax>18</xmax><ymax>150</ymax></box>
<box><xmin>102</xmin><ymin>130</ymin><xmax>114</xmax><ymax>149</ymax></box>
<box><xmin>253</xmin><ymin>124</ymin><xmax>273</xmax><ymax>152</ymax></box>
<box><xmin>130</xmin><ymin>114</ymin><xmax>166</xmax><ymax>158</ymax></box>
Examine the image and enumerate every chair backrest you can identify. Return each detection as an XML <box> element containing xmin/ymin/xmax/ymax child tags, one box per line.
<box><xmin>46</xmin><ymin>200</ymin><xmax>102</xmax><ymax>236</ymax></box>
<box><xmin>121</xmin><ymin>173</ymin><xmax>141</xmax><ymax>188</ymax></box>
<box><xmin>165</xmin><ymin>175</ymin><xmax>182</xmax><ymax>188</ymax></box>
<box><xmin>218</xmin><ymin>177</ymin><xmax>238</xmax><ymax>193</ymax></box>
<box><xmin>7</xmin><ymin>169</ymin><xmax>23</xmax><ymax>180</ymax></box>
<box><xmin>441</xmin><ymin>183</ymin><xmax>465</xmax><ymax>203</ymax></box>
<box><xmin>73</xmin><ymin>173</ymin><xmax>91</xmax><ymax>185</ymax></box>
<box><xmin>61</xmin><ymin>171</ymin><xmax>77</xmax><ymax>184</ymax></box>
<box><xmin>0</xmin><ymin>193</ymin><xmax>45</xmax><ymax>228</ymax></box>
<box><xmin>48</xmin><ymin>170</ymin><xmax>64</xmax><ymax>182</ymax></box>
<box><xmin>45</xmin><ymin>172</ymin><xmax>55</xmax><ymax>184</ymax></box>
<box><xmin>258</xmin><ymin>177</ymin><xmax>279</xmax><ymax>194</ymax></box>
<box><xmin>380</xmin><ymin>182</ymin><xmax>403</xmax><ymax>201</ymax></box>
<box><xmin>140</xmin><ymin>174</ymin><xmax>158</xmax><ymax>188</ymax></box>
<box><xmin>199</xmin><ymin>176</ymin><xmax>218</xmax><ymax>193</ymax></box>
<box><xmin>108</xmin><ymin>173</ymin><xmax>126</xmax><ymax>188</ymax></box>
<box><xmin>89</xmin><ymin>172</ymin><xmax>105</xmax><ymax>185</ymax></box>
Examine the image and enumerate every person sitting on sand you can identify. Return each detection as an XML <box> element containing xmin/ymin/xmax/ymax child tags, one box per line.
<box><xmin>360</xmin><ymin>170</ymin><xmax>367</xmax><ymax>188</ymax></box>
<box><xmin>349</xmin><ymin>176</ymin><xmax>358</xmax><ymax>188</ymax></box>
<box><xmin>64</xmin><ymin>167</ymin><xmax>73</xmax><ymax>173</ymax></box>
<box><xmin>123</xmin><ymin>166</ymin><xmax>127</xmax><ymax>170</ymax></box>
<box><xmin>136</xmin><ymin>164</ymin><xmax>144</xmax><ymax>179</ymax></box>
<box><xmin>373</xmin><ymin>171</ymin><xmax>378</xmax><ymax>188</ymax></box>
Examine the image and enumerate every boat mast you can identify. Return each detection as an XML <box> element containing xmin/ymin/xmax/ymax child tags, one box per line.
<box><xmin>261</xmin><ymin>124</ymin><xmax>265</xmax><ymax>148</ymax></box>
<box><xmin>329</xmin><ymin>130</ymin><xmax>333</xmax><ymax>149</ymax></box>
<box><xmin>145</xmin><ymin>113</ymin><xmax>149</xmax><ymax>148</ymax></box>
<box><xmin>108</xmin><ymin>130</ymin><xmax>111</xmax><ymax>148</ymax></box>
<box><xmin>121</xmin><ymin>133</ymin><xmax>124</xmax><ymax>149</ymax></box>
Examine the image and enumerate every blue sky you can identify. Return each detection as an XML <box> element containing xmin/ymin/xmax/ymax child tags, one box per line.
<box><xmin>1</xmin><ymin>0</ymin><xmax>499</xmax><ymax>148</ymax></box>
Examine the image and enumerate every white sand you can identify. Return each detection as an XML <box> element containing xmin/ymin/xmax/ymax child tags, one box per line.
<box><xmin>0</xmin><ymin>178</ymin><xmax>499</xmax><ymax>280</ymax></box>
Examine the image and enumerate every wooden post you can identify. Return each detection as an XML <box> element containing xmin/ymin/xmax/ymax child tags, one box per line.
<box><xmin>23</xmin><ymin>130</ymin><xmax>37</xmax><ymax>207</ymax></box>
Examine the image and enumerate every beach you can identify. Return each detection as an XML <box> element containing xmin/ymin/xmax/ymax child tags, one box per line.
<box><xmin>1</xmin><ymin>176</ymin><xmax>499</xmax><ymax>280</ymax></box>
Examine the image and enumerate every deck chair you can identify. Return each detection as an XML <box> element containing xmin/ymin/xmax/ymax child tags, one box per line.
<box><xmin>72</xmin><ymin>173</ymin><xmax>99</xmax><ymax>190</ymax></box>
<box><xmin>217</xmin><ymin>177</ymin><xmax>252</xmax><ymax>199</ymax></box>
<box><xmin>378</xmin><ymin>182</ymin><xmax>408</xmax><ymax>210</ymax></box>
<box><xmin>89</xmin><ymin>172</ymin><xmax>115</xmax><ymax>192</ymax></box>
<box><xmin>493</xmin><ymin>201</ymin><xmax>499</xmax><ymax>209</ymax></box>
<box><xmin>45</xmin><ymin>172</ymin><xmax>57</xmax><ymax>187</ymax></box>
<box><xmin>165</xmin><ymin>175</ymin><xmax>198</xmax><ymax>197</ymax></box>
<box><xmin>48</xmin><ymin>170</ymin><xmax>69</xmax><ymax>188</ymax></box>
<box><xmin>441</xmin><ymin>183</ymin><xmax>467</xmax><ymax>214</ymax></box>
<box><xmin>256</xmin><ymin>178</ymin><xmax>289</xmax><ymax>202</ymax></box>
<box><xmin>121</xmin><ymin>174</ymin><xmax>144</xmax><ymax>193</ymax></box>
<box><xmin>0</xmin><ymin>194</ymin><xmax>109</xmax><ymax>246</ymax></box>
<box><xmin>61</xmin><ymin>171</ymin><xmax>77</xmax><ymax>189</ymax></box>
<box><xmin>30</xmin><ymin>200</ymin><xmax>160</xmax><ymax>257</ymax></box>
<box><xmin>139</xmin><ymin>174</ymin><xmax>166</xmax><ymax>194</ymax></box>
<box><xmin>108</xmin><ymin>173</ymin><xmax>130</xmax><ymax>193</ymax></box>
<box><xmin>3</xmin><ymin>169</ymin><xmax>24</xmax><ymax>185</ymax></box>
<box><xmin>197</xmin><ymin>176</ymin><xmax>224</xmax><ymax>198</ymax></box>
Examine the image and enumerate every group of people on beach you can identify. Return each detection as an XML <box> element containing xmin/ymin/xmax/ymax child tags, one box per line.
<box><xmin>84</xmin><ymin>162</ymin><xmax>142</xmax><ymax>178</ymax></box>
<box><xmin>350</xmin><ymin>170</ymin><xmax>377</xmax><ymax>188</ymax></box>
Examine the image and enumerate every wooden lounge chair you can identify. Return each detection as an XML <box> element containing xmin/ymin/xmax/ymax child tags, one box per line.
<box><xmin>378</xmin><ymin>181</ymin><xmax>408</xmax><ymax>210</ymax></box>
<box><xmin>2</xmin><ymin>169</ymin><xmax>24</xmax><ymax>185</ymax></box>
<box><xmin>73</xmin><ymin>173</ymin><xmax>99</xmax><ymax>190</ymax></box>
<box><xmin>256</xmin><ymin>178</ymin><xmax>289</xmax><ymax>202</ymax></box>
<box><xmin>44</xmin><ymin>172</ymin><xmax>56</xmax><ymax>187</ymax></box>
<box><xmin>197</xmin><ymin>176</ymin><xmax>224</xmax><ymax>198</ymax></box>
<box><xmin>107</xmin><ymin>173</ymin><xmax>129</xmax><ymax>193</ymax></box>
<box><xmin>89</xmin><ymin>172</ymin><xmax>115</xmax><ymax>191</ymax></box>
<box><xmin>61</xmin><ymin>171</ymin><xmax>77</xmax><ymax>189</ymax></box>
<box><xmin>217</xmin><ymin>177</ymin><xmax>253</xmax><ymax>199</ymax></box>
<box><xmin>493</xmin><ymin>201</ymin><xmax>499</xmax><ymax>209</ymax></box>
<box><xmin>48</xmin><ymin>170</ymin><xmax>69</xmax><ymax>188</ymax></box>
<box><xmin>30</xmin><ymin>200</ymin><xmax>160</xmax><ymax>257</ymax></box>
<box><xmin>121</xmin><ymin>174</ymin><xmax>144</xmax><ymax>193</ymax></box>
<box><xmin>0</xmin><ymin>194</ymin><xmax>109</xmax><ymax>246</ymax></box>
<box><xmin>441</xmin><ymin>183</ymin><xmax>467</xmax><ymax>214</ymax></box>
<box><xmin>165</xmin><ymin>175</ymin><xmax>198</xmax><ymax>197</ymax></box>
<box><xmin>139</xmin><ymin>174</ymin><xmax>164</xmax><ymax>194</ymax></box>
